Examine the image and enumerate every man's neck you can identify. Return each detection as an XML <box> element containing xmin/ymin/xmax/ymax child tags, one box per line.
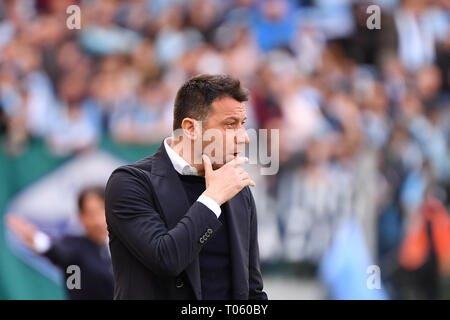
<box><xmin>168</xmin><ymin>137</ymin><xmax>205</xmax><ymax>176</ymax></box>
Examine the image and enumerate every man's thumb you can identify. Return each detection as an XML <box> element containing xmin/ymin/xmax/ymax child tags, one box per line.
<box><xmin>202</xmin><ymin>154</ymin><xmax>213</xmax><ymax>175</ymax></box>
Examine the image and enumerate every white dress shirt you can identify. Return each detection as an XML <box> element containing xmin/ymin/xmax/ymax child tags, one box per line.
<box><xmin>164</xmin><ymin>137</ymin><xmax>221</xmax><ymax>218</ymax></box>
<box><xmin>33</xmin><ymin>230</ymin><xmax>52</xmax><ymax>253</ymax></box>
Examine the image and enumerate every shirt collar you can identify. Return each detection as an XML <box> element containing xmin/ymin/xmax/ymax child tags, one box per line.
<box><xmin>164</xmin><ymin>136</ymin><xmax>199</xmax><ymax>176</ymax></box>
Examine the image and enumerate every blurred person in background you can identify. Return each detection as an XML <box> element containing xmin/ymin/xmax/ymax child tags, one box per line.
<box><xmin>5</xmin><ymin>186</ymin><xmax>114</xmax><ymax>300</ymax></box>
<box><xmin>108</xmin><ymin>78</ymin><xmax>172</xmax><ymax>144</ymax></box>
<box><xmin>46</xmin><ymin>69</ymin><xmax>100</xmax><ymax>155</ymax></box>
<box><xmin>398</xmin><ymin>181</ymin><xmax>450</xmax><ymax>299</ymax></box>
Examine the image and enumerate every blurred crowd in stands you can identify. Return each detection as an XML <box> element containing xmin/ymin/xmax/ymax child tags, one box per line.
<box><xmin>1</xmin><ymin>0</ymin><xmax>449</xmax><ymax>299</ymax></box>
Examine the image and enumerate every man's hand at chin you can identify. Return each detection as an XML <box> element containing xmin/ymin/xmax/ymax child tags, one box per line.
<box><xmin>201</xmin><ymin>154</ymin><xmax>255</xmax><ymax>206</ymax></box>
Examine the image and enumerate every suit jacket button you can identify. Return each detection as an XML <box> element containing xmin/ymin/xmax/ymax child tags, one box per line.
<box><xmin>199</xmin><ymin>238</ymin><xmax>204</xmax><ymax>244</ymax></box>
<box><xmin>207</xmin><ymin>228</ymin><xmax>213</xmax><ymax>234</ymax></box>
<box><xmin>175</xmin><ymin>278</ymin><xmax>184</xmax><ymax>289</ymax></box>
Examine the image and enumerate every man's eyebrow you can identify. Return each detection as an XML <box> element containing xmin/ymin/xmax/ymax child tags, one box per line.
<box><xmin>223</xmin><ymin>116</ymin><xmax>247</xmax><ymax>122</ymax></box>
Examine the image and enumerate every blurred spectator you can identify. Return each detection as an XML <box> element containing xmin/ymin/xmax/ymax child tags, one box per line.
<box><xmin>5</xmin><ymin>186</ymin><xmax>114</xmax><ymax>300</ymax></box>
<box><xmin>398</xmin><ymin>192</ymin><xmax>450</xmax><ymax>299</ymax></box>
<box><xmin>394</xmin><ymin>0</ymin><xmax>449</xmax><ymax>73</ymax></box>
<box><xmin>108</xmin><ymin>78</ymin><xmax>172</xmax><ymax>144</ymax></box>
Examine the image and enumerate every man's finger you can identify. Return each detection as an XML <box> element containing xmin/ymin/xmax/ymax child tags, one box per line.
<box><xmin>229</xmin><ymin>156</ymin><xmax>248</xmax><ymax>167</ymax></box>
<box><xmin>202</xmin><ymin>154</ymin><xmax>213</xmax><ymax>175</ymax></box>
<box><xmin>241</xmin><ymin>178</ymin><xmax>256</xmax><ymax>187</ymax></box>
<box><xmin>238</xmin><ymin>172</ymin><xmax>250</xmax><ymax>180</ymax></box>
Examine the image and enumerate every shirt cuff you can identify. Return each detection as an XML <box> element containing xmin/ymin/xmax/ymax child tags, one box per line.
<box><xmin>33</xmin><ymin>231</ymin><xmax>52</xmax><ymax>254</ymax></box>
<box><xmin>197</xmin><ymin>194</ymin><xmax>221</xmax><ymax>218</ymax></box>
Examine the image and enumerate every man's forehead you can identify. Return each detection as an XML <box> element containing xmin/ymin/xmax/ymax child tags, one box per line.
<box><xmin>211</xmin><ymin>97</ymin><xmax>247</xmax><ymax>117</ymax></box>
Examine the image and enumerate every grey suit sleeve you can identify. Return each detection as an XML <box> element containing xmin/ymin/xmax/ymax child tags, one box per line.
<box><xmin>246</xmin><ymin>187</ymin><xmax>268</xmax><ymax>300</ymax></box>
<box><xmin>105</xmin><ymin>166</ymin><xmax>222</xmax><ymax>277</ymax></box>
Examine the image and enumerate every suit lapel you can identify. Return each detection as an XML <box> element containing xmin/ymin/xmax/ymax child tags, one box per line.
<box><xmin>148</xmin><ymin>142</ymin><xmax>202</xmax><ymax>300</ymax></box>
<box><xmin>224</xmin><ymin>193</ymin><xmax>250</xmax><ymax>299</ymax></box>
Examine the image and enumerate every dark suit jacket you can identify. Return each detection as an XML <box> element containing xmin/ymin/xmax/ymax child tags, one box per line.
<box><xmin>105</xmin><ymin>141</ymin><xmax>268</xmax><ymax>300</ymax></box>
<box><xmin>44</xmin><ymin>236</ymin><xmax>114</xmax><ymax>300</ymax></box>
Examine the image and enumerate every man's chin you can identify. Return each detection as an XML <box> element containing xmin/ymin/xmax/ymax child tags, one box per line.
<box><xmin>212</xmin><ymin>162</ymin><xmax>226</xmax><ymax>170</ymax></box>
<box><xmin>212</xmin><ymin>158</ymin><xmax>230</xmax><ymax>169</ymax></box>
<box><xmin>211</xmin><ymin>154</ymin><xmax>240</xmax><ymax>168</ymax></box>
<box><xmin>226</xmin><ymin>153</ymin><xmax>238</xmax><ymax>162</ymax></box>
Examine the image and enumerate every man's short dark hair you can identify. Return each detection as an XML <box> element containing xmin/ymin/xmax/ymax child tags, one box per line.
<box><xmin>173</xmin><ymin>74</ymin><xmax>249</xmax><ymax>130</ymax></box>
<box><xmin>78</xmin><ymin>186</ymin><xmax>105</xmax><ymax>213</ymax></box>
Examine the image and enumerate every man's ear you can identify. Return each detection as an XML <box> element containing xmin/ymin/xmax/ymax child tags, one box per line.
<box><xmin>181</xmin><ymin>118</ymin><xmax>201</xmax><ymax>140</ymax></box>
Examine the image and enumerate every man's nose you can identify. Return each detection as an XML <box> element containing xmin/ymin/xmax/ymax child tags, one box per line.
<box><xmin>235</xmin><ymin>127</ymin><xmax>249</xmax><ymax>145</ymax></box>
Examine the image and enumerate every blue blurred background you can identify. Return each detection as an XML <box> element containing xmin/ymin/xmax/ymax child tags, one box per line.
<box><xmin>0</xmin><ymin>0</ymin><xmax>449</xmax><ymax>299</ymax></box>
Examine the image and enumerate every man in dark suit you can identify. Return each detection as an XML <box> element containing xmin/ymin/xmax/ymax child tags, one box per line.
<box><xmin>7</xmin><ymin>186</ymin><xmax>114</xmax><ymax>300</ymax></box>
<box><xmin>105</xmin><ymin>74</ymin><xmax>268</xmax><ymax>300</ymax></box>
